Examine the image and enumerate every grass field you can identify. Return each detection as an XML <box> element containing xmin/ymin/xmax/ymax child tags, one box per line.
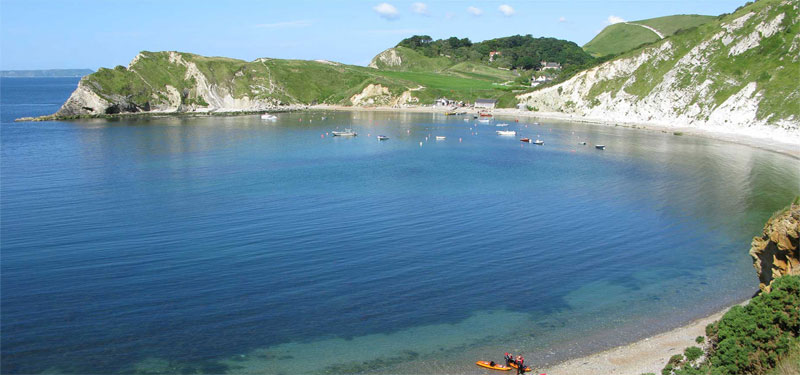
<box><xmin>583</xmin><ymin>14</ymin><xmax>716</xmax><ymax>57</ymax></box>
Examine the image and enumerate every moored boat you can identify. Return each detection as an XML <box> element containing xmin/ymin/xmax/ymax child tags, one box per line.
<box><xmin>496</xmin><ymin>123</ymin><xmax>509</xmax><ymax>127</ymax></box>
<box><xmin>377</xmin><ymin>135</ymin><xmax>389</xmax><ymax>140</ymax></box>
<box><xmin>520</xmin><ymin>138</ymin><xmax>532</xmax><ymax>143</ymax></box>
<box><xmin>435</xmin><ymin>136</ymin><xmax>446</xmax><ymax>140</ymax></box>
<box><xmin>260</xmin><ymin>113</ymin><xmax>278</xmax><ymax>120</ymax></box>
<box><xmin>534</xmin><ymin>139</ymin><xmax>544</xmax><ymax>145</ymax></box>
<box><xmin>595</xmin><ymin>145</ymin><xmax>606</xmax><ymax>149</ymax></box>
<box><xmin>496</xmin><ymin>130</ymin><xmax>516</xmax><ymax>136</ymax></box>
<box><xmin>332</xmin><ymin>129</ymin><xmax>357</xmax><ymax>136</ymax></box>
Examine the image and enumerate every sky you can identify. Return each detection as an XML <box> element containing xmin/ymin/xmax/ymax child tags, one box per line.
<box><xmin>1</xmin><ymin>0</ymin><xmax>747</xmax><ymax>70</ymax></box>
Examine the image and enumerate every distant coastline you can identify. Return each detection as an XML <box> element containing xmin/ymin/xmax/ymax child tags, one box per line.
<box><xmin>0</xmin><ymin>69</ymin><xmax>93</xmax><ymax>78</ymax></box>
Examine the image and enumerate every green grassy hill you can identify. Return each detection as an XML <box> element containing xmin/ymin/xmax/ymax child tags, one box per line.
<box><xmin>519</xmin><ymin>0</ymin><xmax>799</xmax><ymax>129</ymax></box>
<box><xmin>53</xmin><ymin>50</ymin><xmax>528</xmax><ymax>117</ymax></box>
<box><xmin>583</xmin><ymin>15</ymin><xmax>716</xmax><ymax>57</ymax></box>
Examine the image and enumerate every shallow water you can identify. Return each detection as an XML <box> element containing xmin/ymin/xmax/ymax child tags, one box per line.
<box><xmin>2</xmin><ymin>77</ymin><xmax>798</xmax><ymax>374</ymax></box>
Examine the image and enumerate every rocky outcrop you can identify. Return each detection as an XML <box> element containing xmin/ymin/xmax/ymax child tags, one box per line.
<box><xmin>750</xmin><ymin>202</ymin><xmax>800</xmax><ymax>293</ymax></box>
<box><xmin>368</xmin><ymin>48</ymin><xmax>403</xmax><ymax>69</ymax></box>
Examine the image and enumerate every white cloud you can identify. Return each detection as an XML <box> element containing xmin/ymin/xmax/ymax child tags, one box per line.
<box><xmin>411</xmin><ymin>2</ymin><xmax>428</xmax><ymax>15</ymax></box>
<box><xmin>255</xmin><ymin>20</ymin><xmax>313</xmax><ymax>28</ymax></box>
<box><xmin>374</xmin><ymin>3</ymin><xmax>399</xmax><ymax>19</ymax></box>
<box><xmin>558</xmin><ymin>16</ymin><xmax>567</xmax><ymax>23</ymax></box>
<box><xmin>498</xmin><ymin>4</ymin><xmax>515</xmax><ymax>16</ymax></box>
<box><xmin>467</xmin><ymin>6</ymin><xmax>483</xmax><ymax>16</ymax></box>
<box><xmin>607</xmin><ymin>15</ymin><xmax>625</xmax><ymax>24</ymax></box>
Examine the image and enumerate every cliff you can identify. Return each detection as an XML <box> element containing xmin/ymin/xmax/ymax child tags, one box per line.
<box><xmin>750</xmin><ymin>200</ymin><xmax>800</xmax><ymax>293</ymax></box>
<box><xmin>517</xmin><ymin>0</ymin><xmax>800</xmax><ymax>143</ymax></box>
<box><xmin>52</xmin><ymin>52</ymin><xmax>428</xmax><ymax>117</ymax></box>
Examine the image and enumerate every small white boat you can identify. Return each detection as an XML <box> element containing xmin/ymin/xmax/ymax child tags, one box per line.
<box><xmin>595</xmin><ymin>145</ymin><xmax>606</xmax><ymax>150</ymax></box>
<box><xmin>496</xmin><ymin>123</ymin><xmax>509</xmax><ymax>127</ymax></box>
<box><xmin>377</xmin><ymin>135</ymin><xmax>389</xmax><ymax>140</ymax></box>
<box><xmin>478</xmin><ymin>118</ymin><xmax>491</xmax><ymax>123</ymax></box>
<box><xmin>332</xmin><ymin>129</ymin><xmax>357</xmax><ymax>137</ymax></box>
<box><xmin>496</xmin><ymin>130</ymin><xmax>516</xmax><ymax>136</ymax></box>
<box><xmin>260</xmin><ymin>113</ymin><xmax>278</xmax><ymax>120</ymax></box>
<box><xmin>534</xmin><ymin>139</ymin><xmax>544</xmax><ymax>145</ymax></box>
<box><xmin>435</xmin><ymin>136</ymin><xmax>446</xmax><ymax>140</ymax></box>
<box><xmin>579</xmin><ymin>141</ymin><xmax>587</xmax><ymax>145</ymax></box>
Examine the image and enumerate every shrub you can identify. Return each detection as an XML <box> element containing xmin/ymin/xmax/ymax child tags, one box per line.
<box><xmin>685</xmin><ymin>346</ymin><xmax>704</xmax><ymax>362</ymax></box>
<box><xmin>696</xmin><ymin>336</ymin><xmax>705</xmax><ymax>344</ymax></box>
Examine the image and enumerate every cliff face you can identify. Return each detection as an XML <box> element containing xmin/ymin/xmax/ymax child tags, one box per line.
<box><xmin>53</xmin><ymin>51</ymin><xmax>422</xmax><ymax>117</ymax></box>
<box><xmin>750</xmin><ymin>202</ymin><xmax>800</xmax><ymax>293</ymax></box>
<box><xmin>517</xmin><ymin>0</ymin><xmax>799</xmax><ymax>142</ymax></box>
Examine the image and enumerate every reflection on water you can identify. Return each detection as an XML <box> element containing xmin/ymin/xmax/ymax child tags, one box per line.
<box><xmin>2</xmin><ymin>109</ymin><xmax>798</xmax><ymax>374</ymax></box>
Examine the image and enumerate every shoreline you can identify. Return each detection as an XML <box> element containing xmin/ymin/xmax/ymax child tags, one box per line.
<box><xmin>20</xmin><ymin>104</ymin><xmax>798</xmax><ymax>159</ymax></box>
<box><xmin>537</xmin><ymin>300</ymin><xmax>748</xmax><ymax>375</ymax></box>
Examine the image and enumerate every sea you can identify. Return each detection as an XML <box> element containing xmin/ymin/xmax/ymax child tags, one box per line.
<box><xmin>2</xmin><ymin>77</ymin><xmax>799</xmax><ymax>374</ymax></box>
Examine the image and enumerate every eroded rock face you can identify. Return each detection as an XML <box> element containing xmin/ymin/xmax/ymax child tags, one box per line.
<box><xmin>750</xmin><ymin>203</ymin><xmax>800</xmax><ymax>293</ymax></box>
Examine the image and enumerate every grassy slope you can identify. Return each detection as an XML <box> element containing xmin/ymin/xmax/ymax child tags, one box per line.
<box><xmin>583</xmin><ymin>15</ymin><xmax>716</xmax><ymax>57</ymax></box>
<box><xmin>581</xmin><ymin>0</ymin><xmax>798</xmax><ymax>124</ymax></box>
<box><xmin>84</xmin><ymin>50</ymin><xmax>523</xmax><ymax>110</ymax></box>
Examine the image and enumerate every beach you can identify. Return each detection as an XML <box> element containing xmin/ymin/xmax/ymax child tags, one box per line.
<box><xmin>537</xmin><ymin>302</ymin><xmax>746</xmax><ymax>375</ymax></box>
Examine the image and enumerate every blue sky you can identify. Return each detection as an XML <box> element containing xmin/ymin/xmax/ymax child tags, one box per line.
<box><xmin>1</xmin><ymin>0</ymin><xmax>745</xmax><ymax>70</ymax></box>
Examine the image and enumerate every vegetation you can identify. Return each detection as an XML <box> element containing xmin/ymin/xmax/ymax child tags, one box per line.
<box><xmin>583</xmin><ymin>15</ymin><xmax>716</xmax><ymax>57</ymax></box>
<box><xmin>395</xmin><ymin>34</ymin><xmax>594</xmax><ymax>70</ymax></box>
<box><xmin>660</xmin><ymin>275</ymin><xmax>800</xmax><ymax>375</ymax></box>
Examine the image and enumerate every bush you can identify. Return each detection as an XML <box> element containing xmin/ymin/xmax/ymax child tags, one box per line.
<box><xmin>685</xmin><ymin>346</ymin><xmax>703</xmax><ymax>362</ymax></box>
<box><xmin>696</xmin><ymin>336</ymin><xmax>705</xmax><ymax>344</ymax></box>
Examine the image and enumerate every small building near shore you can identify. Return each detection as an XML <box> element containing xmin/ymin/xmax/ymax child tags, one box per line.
<box><xmin>539</xmin><ymin>61</ymin><xmax>562</xmax><ymax>70</ymax></box>
<box><xmin>474</xmin><ymin>99</ymin><xmax>498</xmax><ymax>109</ymax></box>
<box><xmin>435</xmin><ymin>97</ymin><xmax>453</xmax><ymax>107</ymax></box>
<box><xmin>530</xmin><ymin>75</ymin><xmax>552</xmax><ymax>87</ymax></box>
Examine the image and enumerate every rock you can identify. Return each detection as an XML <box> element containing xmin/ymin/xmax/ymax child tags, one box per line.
<box><xmin>749</xmin><ymin>202</ymin><xmax>800</xmax><ymax>293</ymax></box>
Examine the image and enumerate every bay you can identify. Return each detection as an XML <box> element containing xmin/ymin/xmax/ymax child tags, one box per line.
<box><xmin>1</xmin><ymin>77</ymin><xmax>798</xmax><ymax>374</ymax></box>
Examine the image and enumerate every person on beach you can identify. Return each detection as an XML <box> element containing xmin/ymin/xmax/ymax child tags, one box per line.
<box><xmin>515</xmin><ymin>356</ymin><xmax>524</xmax><ymax>374</ymax></box>
<box><xmin>504</xmin><ymin>352</ymin><xmax>513</xmax><ymax>366</ymax></box>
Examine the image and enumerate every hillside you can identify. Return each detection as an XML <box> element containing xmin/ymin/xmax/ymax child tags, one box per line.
<box><xmin>583</xmin><ymin>15</ymin><xmax>717</xmax><ymax>57</ymax></box>
<box><xmin>518</xmin><ymin>0</ymin><xmax>800</xmax><ymax>142</ymax></box>
<box><xmin>49</xmin><ymin>51</ymin><xmax>524</xmax><ymax>118</ymax></box>
<box><xmin>371</xmin><ymin>34</ymin><xmax>594</xmax><ymax>72</ymax></box>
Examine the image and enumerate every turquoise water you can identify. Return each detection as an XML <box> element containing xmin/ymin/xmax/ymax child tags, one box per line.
<box><xmin>2</xmin><ymin>78</ymin><xmax>799</xmax><ymax>374</ymax></box>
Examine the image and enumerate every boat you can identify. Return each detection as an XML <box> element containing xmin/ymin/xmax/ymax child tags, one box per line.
<box><xmin>579</xmin><ymin>141</ymin><xmax>587</xmax><ymax>145</ymax></box>
<box><xmin>377</xmin><ymin>135</ymin><xmax>389</xmax><ymax>140</ymax></box>
<box><xmin>533</xmin><ymin>122</ymin><xmax>540</xmax><ymax>125</ymax></box>
<box><xmin>595</xmin><ymin>145</ymin><xmax>606</xmax><ymax>149</ymax></box>
<box><xmin>473</xmin><ymin>115</ymin><xmax>479</xmax><ymax>119</ymax></box>
<box><xmin>435</xmin><ymin>136</ymin><xmax>446</xmax><ymax>140</ymax></box>
<box><xmin>478</xmin><ymin>118</ymin><xmax>491</xmax><ymax>123</ymax></box>
<box><xmin>260</xmin><ymin>113</ymin><xmax>278</xmax><ymax>120</ymax></box>
<box><xmin>445</xmin><ymin>112</ymin><xmax>457</xmax><ymax>116</ymax></box>
<box><xmin>479</xmin><ymin>112</ymin><xmax>493</xmax><ymax>117</ymax></box>
<box><xmin>332</xmin><ymin>129</ymin><xmax>357</xmax><ymax>137</ymax></box>
<box><xmin>475</xmin><ymin>361</ymin><xmax>511</xmax><ymax>371</ymax></box>
<box><xmin>496</xmin><ymin>130</ymin><xmax>516</xmax><ymax>136</ymax></box>
<box><xmin>534</xmin><ymin>139</ymin><xmax>544</xmax><ymax>145</ymax></box>
<box><xmin>508</xmin><ymin>362</ymin><xmax>532</xmax><ymax>372</ymax></box>
<box><xmin>520</xmin><ymin>138</ymin><xmax>532</xmax><ymax>143</ymax></box>
<box><xmin>496</xmin><ymin>123</ymin><xmax>509</xmax><ymax>127</ymax></box>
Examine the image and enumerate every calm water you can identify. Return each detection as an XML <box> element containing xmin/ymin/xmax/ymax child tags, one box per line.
<box><xmin>2</xmin><ymin>77</ymin><xmax>799</xmax><ymax>374</ymax></box>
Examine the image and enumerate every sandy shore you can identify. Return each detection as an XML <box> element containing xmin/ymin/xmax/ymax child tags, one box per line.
<box><xmin>535</xmin><ymin>302</ymin><xmax>746</xmax><ymax>375</ymax></box>
<box><xmin>311</xmin><ymin>104</ymin><xmax>800</xmax><ymax>159</ymax></box>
